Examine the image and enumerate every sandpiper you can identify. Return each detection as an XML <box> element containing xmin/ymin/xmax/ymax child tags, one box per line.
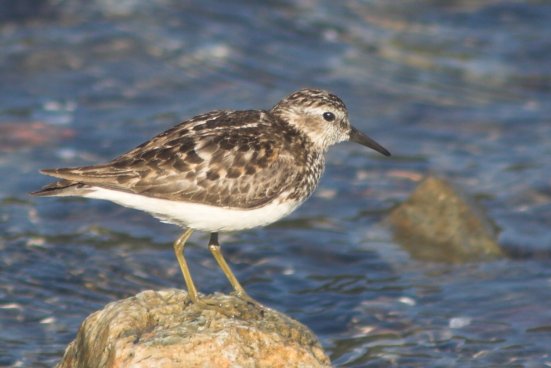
<box><xmin>32</xmin><ymin>88</ymin><xmax>390</xmax><ymax>303</ymax></box>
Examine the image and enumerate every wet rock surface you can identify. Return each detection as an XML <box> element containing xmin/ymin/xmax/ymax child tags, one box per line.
<box><xmin>56</xmin><ymin>289</ymin><xmax>331</xmax><ymax>368</ymax></box>
<box><xmin>388</xmin><ymin>176</ymin><xmax>504</xmax><ymax>263</ymax></box>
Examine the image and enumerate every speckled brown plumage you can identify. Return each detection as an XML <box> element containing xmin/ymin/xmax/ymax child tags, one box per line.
<box><xmin>32</xmin><ymin>88</ymin><xmax>390</xmax><ymax>303</ymax></box>
<box><xmin>34</xmin><ymin>89</ymin><xmax>390</xmax><ymax>212</ymax></box>
<box><xmin>35</xmin><ymin>108</ymin><xmax>324</xmax><ymax>209</ymax></box>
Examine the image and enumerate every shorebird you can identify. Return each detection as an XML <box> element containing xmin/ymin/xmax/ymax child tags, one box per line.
<box><xmin>32</xmin><ymin>88</ymin><xmax>390</xmax><ymax>303</ymax></box>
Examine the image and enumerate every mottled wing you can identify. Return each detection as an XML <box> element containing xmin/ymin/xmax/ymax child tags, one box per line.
<box><xmin>39</xmin><ymin>110</ymin><xmax>305</xmax><ymax>209</ymax></box>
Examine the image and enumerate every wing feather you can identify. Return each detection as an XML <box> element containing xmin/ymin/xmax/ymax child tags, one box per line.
<box><xmin>38</xmin><ymin>110</ymin><xmax>309</xmax><ymax>209</ymax></box>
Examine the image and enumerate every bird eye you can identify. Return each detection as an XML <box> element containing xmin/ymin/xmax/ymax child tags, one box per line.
<box><xmin>322</xmin><ymin>112</ymin><xmax>335</xmax><ymax>122</ymax></box>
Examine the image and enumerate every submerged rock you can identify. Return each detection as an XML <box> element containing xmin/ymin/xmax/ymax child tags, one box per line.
<box><xmin>56</xmin><ymin>289</ymin><xmax>331</xmax><ymax>368</ymax></box>
<box><xmin>388</xmin><ymin>176</ymin><xmax>504</xmax><ymax>263</ymax></box>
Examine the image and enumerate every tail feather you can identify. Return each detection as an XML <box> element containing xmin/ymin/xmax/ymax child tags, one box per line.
<box><xmin>40</xmin><ymin>165</ymin><xmax>132</xmax><ymax>180</ymax></box>
<box><xmin>31</xmin><ymin>180</ymin><xmax>93</xmax><ymax>197</ymax></box>
<box><xmin>33</xmin><ymin>163</ymin><xmax>136</xmax><ymax>197</ymax></box>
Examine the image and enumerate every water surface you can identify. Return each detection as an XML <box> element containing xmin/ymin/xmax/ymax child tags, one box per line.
<box><xmin>1</xmin><ymin>1</ymin><xmax>550</xmax><ymax>366</ymax></box>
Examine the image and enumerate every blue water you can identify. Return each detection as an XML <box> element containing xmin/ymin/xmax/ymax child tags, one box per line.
<box><xmin>1</xmin><ymin>1</ymin><xmax>550</xmax><ymax>366</ymax></box>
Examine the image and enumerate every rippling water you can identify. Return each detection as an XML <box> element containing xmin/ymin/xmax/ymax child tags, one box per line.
<box><xmin>1</xmin><ymin>1</ymin><xmax>550</xmax><ymax>366</ymax></box>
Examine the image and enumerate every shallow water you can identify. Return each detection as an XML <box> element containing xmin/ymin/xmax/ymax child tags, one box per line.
<box><xmin>1</xmin><ymin>1</ymin><xmax>550</xmax><ymax>366</ymax></box>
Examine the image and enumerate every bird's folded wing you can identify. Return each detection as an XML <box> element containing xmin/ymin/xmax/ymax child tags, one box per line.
<box><xmin>40</xmin><ymin>111</ymin><xmax>304</xmax><ymax>209</ymax></box>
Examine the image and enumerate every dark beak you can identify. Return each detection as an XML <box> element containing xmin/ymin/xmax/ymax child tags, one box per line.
<box><xmin>349</xmin><ymin>126</ymin><xmax>391</xmax><ymax>156</ymax></box>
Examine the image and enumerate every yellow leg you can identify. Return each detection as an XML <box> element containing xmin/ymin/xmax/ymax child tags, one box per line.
<box><xmin>173</xmin><ymin>228</ymin><xmax>199</xmax><ymax>303</ymax></box>
<box><xmin>208</xmin><ymin>233</ymin><xmax>249</xmax><ymax>298</ymax></box>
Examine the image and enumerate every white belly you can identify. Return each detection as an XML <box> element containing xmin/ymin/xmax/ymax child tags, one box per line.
<box><xmin>83</xmin><ymin>187</ymin><xmax>302</xmax><ymax>232</ymax></box>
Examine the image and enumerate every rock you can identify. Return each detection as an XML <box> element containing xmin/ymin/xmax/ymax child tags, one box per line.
<box><xmin>388</xmin><ymin>176</ymin><xmax>504</xmax><ymax>263</ymax></box>
<box><xmin>56</xmin><ymin>289</ymin><xmax>331</xmax><ymax>368</ymax></box>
